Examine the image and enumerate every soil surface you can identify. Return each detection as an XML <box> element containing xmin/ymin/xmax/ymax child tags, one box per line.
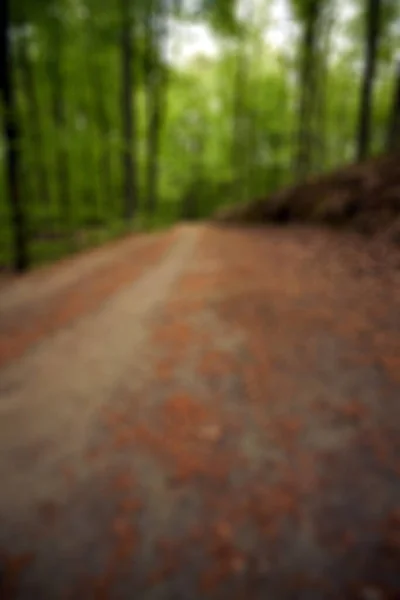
<box><xmin>0</xmin><ymin>223</ymin><xmax>399</xmax><ymax>600</ymax></box>
<box><xmin>215</xmin><ymin>151</ymin><xmax>400</xmax><ymax>245</ymax></box>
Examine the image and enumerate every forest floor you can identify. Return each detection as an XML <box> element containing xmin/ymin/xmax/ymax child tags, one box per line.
<box><xmin>0</xmin><ymin>222</ymin><xmax>399</xmax><ymax>600</ymax></box>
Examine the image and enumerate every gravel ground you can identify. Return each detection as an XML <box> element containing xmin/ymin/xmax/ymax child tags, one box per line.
<box><xmin>0</xmin><ymin>223</ymin><xmax>399</xmax><ymax>600</ymax></box>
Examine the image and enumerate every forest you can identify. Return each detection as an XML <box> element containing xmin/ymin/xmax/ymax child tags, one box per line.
<box><xmin>1</xmin><ymin>0</ymin><xmax>399</xmax><ymax>272</ymax></box>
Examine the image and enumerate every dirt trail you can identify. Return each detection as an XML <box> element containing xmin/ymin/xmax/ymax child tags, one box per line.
<box><xmin>0</xmin><ymin>223</ymin><xmax>399</xmax><ymax>599</ymax></box>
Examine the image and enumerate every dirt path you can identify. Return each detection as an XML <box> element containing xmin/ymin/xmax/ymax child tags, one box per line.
<box><xmin>0</xmin><ymin>223</ymin><xmax>399</xmax><ymax>599</ymax></box>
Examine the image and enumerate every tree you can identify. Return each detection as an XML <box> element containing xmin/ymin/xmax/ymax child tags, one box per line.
<box><xmin>312</xmin><ymin>3</ymin><xmax>335</xmax><ymax>172</ymax></box>
<box><xmin>231</xmin><ymin>39</ymin><xmax>248</xmax><ymax>202</ymax></box>
<box><xmin>291</xmin><ymin>0</ymin><xmax>325</xmax><ymax>180</ymax></box>
<box><xmin>89</xmin><ymin>40</ymin><xmax>113</xmax><ymax>213</ymax></box>
<box><xmin>120</xmin><ymin>0</ymin><xmax>138</xmax><ymax>220</ymax></box>
<box><xmin>47</xmin><ymin>3</ymin><xmax>72</xmax><ymax>234</ymax></box>
<box><xmin>386</xmin><ymin>59</ymin><xmax>400</xmax><ymax>152</ymax></box>
<box><xmin>17</xmin><ymin>29</ymin><xmax>50</xmax><ymax>208</ymax></box>
<box><xmin>356</xmin><ymin>0</ymin><xmax>382</xmax><ymax>161</ymax></box>
<box><xmin>1</xmin><ymin>0</ymin><xmax>29</xmax><ymax>271</ymax></box>
<box><xmin>143</xmin><ymin>0</ymin><xmax>169</xmax><ymax>216</ymax></box>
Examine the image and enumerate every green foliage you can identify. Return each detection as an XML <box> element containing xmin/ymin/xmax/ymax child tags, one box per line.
<box><xmin>0</xmin><ymin>0</ymin><xmax>397</xmax><ymax>269</ymax></box>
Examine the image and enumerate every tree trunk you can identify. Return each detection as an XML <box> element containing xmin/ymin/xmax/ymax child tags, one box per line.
<box><xmin>356</xmin><ymin>0</ymin><xmax>382</xmax><ymax>161</ymax></box>
<box><xmin>120</xmin><ymin>0</ymin><xmax>138</xmax><ymax>221</ymax></box>
<box><xmin>144</xmin><ymin>0</ymin><xmax>159</xmax><ymax>216</ymax></box>
<box><xmin>181</xmin><ymin>134</ymin><xmax>205</xmax><ymax>221</ymax></box>
<box><xmin>386</xmin><ymin>59</ymin><xmax>400</xmax><ymax>152</ymax></box>
<box><xmin>91</xmin><ymin>56</ymin><xmax>113</xmax><ymax>208</ymax></box>
<box><xmin>0</xmin><ymin>0</ymin><xmax>29</xmax><ymax>271</ymax></box>
<box><xmin>49</xmin><ymin>17</ymin><xmax>71</xmax><ymax>232</ymax></box>
<box><xmin>18</xmin><ymin>37</ymin><xmax>51</xmax><ymax>208</ymax></box>
<box><xmin>295</xmin><ymin>0</ymin><xmax>320</xmax><ymax>181</ymax></box>
<box><xmin>144</xmin><ymin>0</ymin><xmax>168</xmax><ymax>216</ymax></box>
<box><xmin>81</xmin><ymin>30</ymin><xmax>102</xmax><ymax>223</ymax></box>
<box><xmin>231</xmin><ymin>44</ymin><xmax>247</xmax><ymax>202</ymax></box>
<box><xmin>313</xmin><ymin>9</ymin><xmax>334</xmax><ymax>173</ymax></box>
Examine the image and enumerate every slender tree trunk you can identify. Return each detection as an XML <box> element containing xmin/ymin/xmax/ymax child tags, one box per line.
<box><xmin>356</xmin><ymin>0</ymin><xmax>382</xmax><ymax>161</ymax></box>
<box><xmin>144</xmin><ymin>79</ymin><xmax>162</xmax><ymax>216</ymax></box>
<box><xmin>386</xmin><ymin>59</ymin><xmax>400</xmax><ymax>152</ymax></box>
<box><xmin>231</xmin><ymin>43</ymin><xmax>247</xmax><ymax>202</ymax></box>
<box><xmin>18</xmin><ymin>36</ymin><xmax>50</xmax><ymax>208</ymax></box>
<box><xmin>144</xmin><ymin>0</ymin><xmax>158</xmax><ymax>216</ymax></box>
<box><xmin>91</xmin><ymin>55</ymin><xmax>113</xmax><ymax>208</ymax></box>
<box><xmin>120</xmin><ymin>0</ymin><xmax>138</xmax><ymax>220</ymax></box>
<box><xmin>295</xmin><ymin>0</ymin><xmax>320</xmax><ymax>180</ymax></box>
<box><xmin>0</xmin><ymin>0</ymin><xmax>29</xmax><ymax>271</ymax></box>
<box><xmin>181</xmin><ymin>133</ymin><xmax>205</xmax><ymax>220</ymax></box>
<box><xmin>246</xmin><ymin>106</ymin><xmax>258</xmax><ymax>196</ymax></box>
<box><xmin>82</xmin><ymin>30</ymin><xmax>102</xmax><ymax>224</ymax></box>
<box><xmin>49</xmin><ymin>17</ymin><xmax>71</xmax><ymax>231</ymax></box>
<box><xmin>144</xmin><ymin>0</ymin><xmax>168</xmax><ymax>216</ymax></box>
<box><xmin>314</xmin><ymin>10</ymin><xmax>333</xmax><ymax>173</ymax></box>
<box><xmin>77</xmin><ymin>96</ymin><xmax>94</xmax><ymax>217</ymax></box>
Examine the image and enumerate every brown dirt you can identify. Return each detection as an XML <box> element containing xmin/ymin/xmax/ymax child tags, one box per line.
<box><xmin>215</xmin><ymin>151</ymin><xmax>400</xmax><ymax>245</ymax></box>
<box><xmin>0</xmin><ymin>229</ymin><xmax>176</xmax><ymax>368</ymax></box>
<box><xmin>0</xmin><ymin>222</ymin><xmax>399</xmax><ymax>599</ymax></box>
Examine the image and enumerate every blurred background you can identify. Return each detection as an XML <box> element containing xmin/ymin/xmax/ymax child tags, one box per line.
<box><xmin>1</xmin><ymin>0</ymin><xmax>399</xmax><ymax>271</ymax></box>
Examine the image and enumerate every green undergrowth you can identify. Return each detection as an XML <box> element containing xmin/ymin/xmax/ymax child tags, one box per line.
<box><xmin>0</xmin><ymin>212</ymin><xmax>177</xmax><ymax>272</ymax></box>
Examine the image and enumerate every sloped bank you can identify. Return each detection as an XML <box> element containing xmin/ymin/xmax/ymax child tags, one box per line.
<box><xmin>215</xmin><ymin>151</ymin><xmax>400</xmax><ymax>243</ymax></box>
